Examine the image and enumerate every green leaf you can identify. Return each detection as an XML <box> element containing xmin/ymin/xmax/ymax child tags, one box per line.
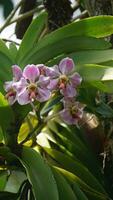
<box><xmin>0</xmin><ymin>171</ymin><xmax>8</xmax><ymax>191</ymax></box>
<box><xmin>0</xmin><ymin>93</ymin><xmax>14</xmax><ymax>132</ymax></box>
<box><xmin>0</xmin><ymin>93</ymin><xmax>14</xmax><ymax>144</ymax></box>
<box><xmin>0</xmin><ymin>146</ymin><xmax>17</xmax><ymax>163</ymax></box>
<box><xmin>78</xmin><ymin>64</ymin><xmax>113</xmax><ymax>81</ymax></box>
<box><xmin>0</xmin><ymin>127</ymin><xmax>3</xmax><ymax>142</ymax></box>
<box><xmin>89</xmin><ymin>81</ymin><xmax>112</xmax><ymax>93</ymax></box>
<box><xmin>0</xmin><ymin>192</ymin><xmax>17</xmax><ymax>200</ymax></box>
<box><xmin>43</xmin><ymin>148</ymin><xmax>106</xmax><ymax>194</ymax></box>
<box><xmin>0</xmin><ymin>54</ymin><xmax>13</xmax><ymax>93</ymax></box>
<box><xmin>48</xmin><ymin>121</ymin><xmax>86</xmax><ymax>150</ymax></box>
<box><xmin>35</xmin><ymin>16</ymin><xmax>113</xmax><ymax>51</ymax></box>
<box><xmin>0</xmin><ymin>92</ymin><xmax>8</xmax><ymax>106</ymax></box>
<box><xmin>53</xmin><ymin>167</ymin><xmax>88</xmax><ymax>200</ymax></box>
<box><xmin>17</xmin><ymin>12</ymin><xmax>48</xmax><ymax>65</ymax></box>
<box><xmin>19</xmin><ymin>36</ymin><xmax>111</xmax><ymax>65</ymax></box>
<box><xmin>0</xmin><ymin>39</ymin><xmax>13</xmax><ymax>60</ymax></box>
<box><xmin>96</xmin><ymin>102</ymin><xmax>113</xmax><ymax>118</ymax></box>
<box><xmin>8</xmin><ymin>43</ymin><xmax>18</xmax><ymax>62</ymax></box>
<box><xmin>0</xmin><ymin>40</ymin><xmax>14</xmax><ymax>92</ymax></box>
<box><xmin>21</xmin><ymin>147</ymin><xmax>59</xmax><ymax>200</ymax></box>
<box><xmin>41</xmin><ymin>95</ymin><xmax>62</xmax><ymax>116</ymax></box>
<box><xmin>71</xmin><ymin>180</ymin><xmax>89</xmax><ymax>200</ymax></box>
<box><xmin>76</xmin><ymin>63</ymin><xmax>113</xmax><ymax>92</ymax></box>
<box><xmin>57</xmin><ymin>168</ymin><xmax>108</xmax><ymax>200</ymax></box>
<box><xmin>46</xmin><ymin>49</ymin><xmax>113</xmax><ymax>69</ymax></box>
<box><xmin>69</xmin><ymin>50</ymin><xmax>113</xmax><ymax>66</ymax></box>
<box><xmin>47</xmin><ymin>121</ymin><xmax>103</xmax><ymax>182</ymax></box>
<box><xmin>4</xmin><ymin>171</ymin><xmax>26</xmax><ymax>194</ymax></box>
<box><xmin>100</xmin><ymin>60</ymin><xmax>113</xmax><ymax>67</ymax></box>
<box><xmin>52</xmin><ymin>168</ymin><xmax>78</xmax><ymax>200</ymax></box>
<box><xmin>54</xmin><ymin>131</ymin><xmax>102</xmax><ymax>180</ymax></box>
<box><xmin>12</xmin><ymin>103</ymin><xmax>31</xmax><ymax>123</ymax></box>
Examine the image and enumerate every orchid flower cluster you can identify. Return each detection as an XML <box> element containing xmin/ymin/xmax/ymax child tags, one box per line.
<box><xmin>4</xmin><ymin>57</ymin><xmax>83</xmax><ymax>125</ymax></box>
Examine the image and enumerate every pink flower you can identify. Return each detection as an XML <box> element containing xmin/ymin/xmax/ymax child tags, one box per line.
<box><xmin>60</xmin><ymin>98</ymin><xmax>84</xmax><ymax>125</ymax></box>
<box><xmin>4</xmin><ymin>65</ymin><xmax>22</xmax><ymax>105</ymax></box>
<box><xmin>15</xmin><ymin>65</ymin><xmax>51</xmax><ymax>105</ymax></box>
<box><xmin>37</xmin><ymin>64</ymin><xmax>47</xmax><ymax>76</ymax></box>
<box><xmin>46</xmin><ymin>57</ymin><xmax>82</xmax><ymax>97</ymax></box>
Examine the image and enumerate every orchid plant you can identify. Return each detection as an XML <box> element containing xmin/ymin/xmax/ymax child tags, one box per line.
<box><xmin>1</xmin><ymin>9</ymin><xmax>113</xmax><ymax>200</ymax></box>
<box><xmin>4</xmin><ymin>58</ymin><xmax>83</xmax><ymax>125</ymax></box>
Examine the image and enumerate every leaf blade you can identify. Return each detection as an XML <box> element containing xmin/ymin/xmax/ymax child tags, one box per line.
<box><xmin>21</xmin><ymin>147</ymin><xmax>59</xmax><ymax>200</ymax></box>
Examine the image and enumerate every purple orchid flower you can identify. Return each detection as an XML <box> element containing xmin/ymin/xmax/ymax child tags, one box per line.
<box><xmin>37</xmin><ymin>64</ymin><xmax>47</xmax><ymax>76</ymax></box>
<box><xmin>46</xmin><ymin>57</ymin><xmax>82</xmax><ymax>97</ymax></box>
<box><xmin>15</xmin><ymin>64</ymin><xmax>51</xmax><ymax>105</ymax></box>
<box><xmin>4</xmin><ymin>65</ymin><xmax>22</xmax><ymax>105</ymax></box>
<box><xmin>60</xmin><ymin>97</ymin><xmax>84</xmax><ymax>125</ymax></box>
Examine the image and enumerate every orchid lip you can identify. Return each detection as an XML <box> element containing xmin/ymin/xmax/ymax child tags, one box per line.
<box><xmin>27</xmin><ymin>83</ymin><xmax>37</xmax><ymax>91</ymax></box>
<box><xmin>60</xmin><ymin>74</ymin><xmax>68</xmax><ymax>80</ymax></box>
<box><xmin>29</xmin><ymin>91</ymin><xmax>37</xmax><ymax>100</ymax></box>
<box><xmin>5</xmin><ymin>88</ymin><xmax>16</xmax><ymax>99</ymax></box>
<box><xmin>27</xmin><ymin>83</ymin><xmax>37</xmax><ymax>100</ymax></box>
<box><xmin>71</xmin><ymin>106</ymin><xmax>78</xmax><ymax>117</ymax></box>
<box><xmin>59</xmin><ymin>75</ymin><xmax>68</xmax><ymax>89</ymax></box>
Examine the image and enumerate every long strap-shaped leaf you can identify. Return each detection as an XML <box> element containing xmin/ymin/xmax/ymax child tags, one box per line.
<box><xmin>56</xmin><ymin>167</ymin><xmax>109</xmax><ymax>200</ymax></box>
<box><xmin>21</xmin><ymin>147</ymin><xmax>59</xmax><ymax>200</ymax></box>
<box><xmin>0</xmin><ymin>39</ymin><xmax>14</xmax><ymax>61</ymax></box>
<box><xmin>52</xmin><ymin>168</ymin><xmax>78</xmax><ymax>200</ymax></box>
<box><xmin>17</xmin><ymin>12</ymin><xmax>48</xmax><ymax>65</ymax></box>
<box><xmin>35</xmin><ymin>15</ymin><xmax>113</xmax><ymax>50</ymax></box>
<box><xmin>19</xmin><ymin>36</ymin><xmax>111</xmax><ymax>65</ymax></box>
<box><xmin>53</xmin><ymin>168</ymin><xmax>89</xmax><ymax>200</ymax></box>
<box><xmin>43</xmin><ymin>148</ymin><xmax>106</xmax><ymax>194</ymax></box>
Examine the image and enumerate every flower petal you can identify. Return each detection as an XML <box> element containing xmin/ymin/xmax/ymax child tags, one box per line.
<box><xmin>70</xmin><ymin>73</ymin><xmax>82</xmax><ymax>87</ymax></box>
<box><xmin>48</xmin><ymin>79</ymin><xmax>59</xmax><ymax>90</ymax></box>
<box><xmin>8</xmin><ymin>95</ymin><xmax>17</xmax><ymax>105</ymax></box>
<box><xmin>4</xmin><ymin>81</ymin><xmax>13</xmax><ymax>92</ymax></box>
<box><xmin>13</xmin><ymin>77</ymin><xmax>27</xmax><ymax>94</ymax></box>
<box><xmin>46</xmin><ymin>65</ymin><xmax>60</xmax><ymax>78</ymax></box>
<box><xmin>36</xmin><ymin>88</ymin><xmax>50</xmax><ymax>102</ymax></box>
<box><xmin>12</xmin><ymin>65</ymin><xmax>22</xmax><ymax>81</ymax></box>
<box><xmin>61</xmin><ymin>83</ymin><xmax>76</xmax><ymax>97</ymax></box>
<box><xmin>23</xmin><ymin>64</ymin><xmax>39</xmax><ymax>82</ymax></box>
<box><xmin>60</xmin><ymin>109</ymin><xmax>74</xmax><ymax>125</ymax></box>
<box><xmin>37</xmin><ymin>64</ymin><xmax>46</xmax><ymax>75</ymax></box>
<box><xmin>61</xmin><ymin>97</ymin><xmax>75</xmax><ymax>108</ymax></box>
<box><xmin>17</xmin><ymin>89</ymin><xmax>30</xmax><ymax>105</ymax></box>
<box><xmin>59</xmin><ymin>57</ymin><xmax>74</xmax><ymax>75</ymax></box>
<box><xmin>38</xmin><ymin>75</ymin><xmax>50</xmax><ymax>87</ymax></box>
